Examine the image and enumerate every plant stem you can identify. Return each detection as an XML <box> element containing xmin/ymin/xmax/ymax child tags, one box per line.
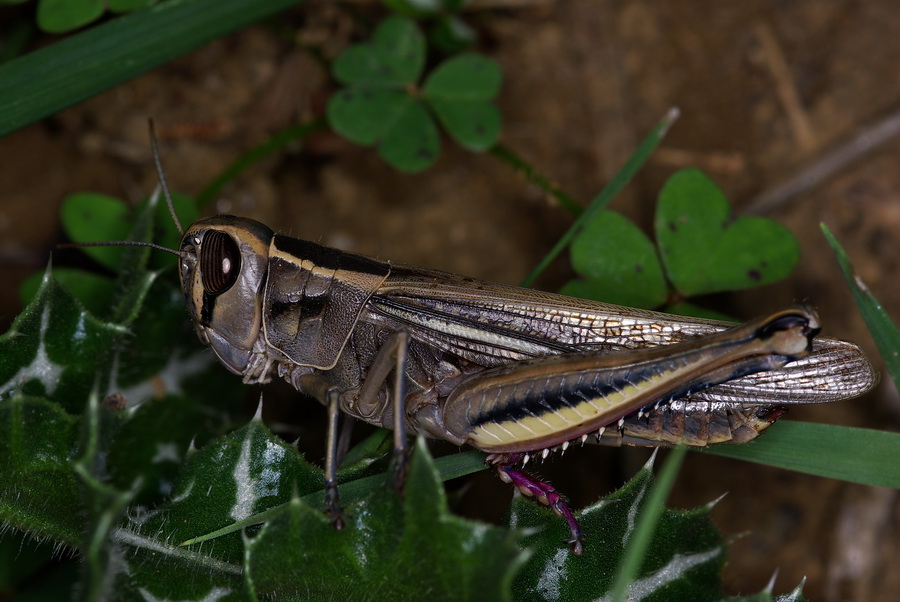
<box><xmin>520</xmin><ymin>107</ymin><xmax>679</xmax><ymax>288</ymax></box>
<box><xmin>196</xmin><ymin>117</ymin><xmax>328</xmax><ymax>208</ymax></box>
<box><xmin>489</xmin><ymin>144</ymin><xmax>583</xmax><ymax>216</ymax></box>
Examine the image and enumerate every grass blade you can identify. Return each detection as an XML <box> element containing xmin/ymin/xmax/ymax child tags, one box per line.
<box><xmin>520</xmin><ymin>107</ymin><xmax>679</xmax><ymax>287</ymax></box>
<box><xmin>705</xmin><ymin>421</ymin><xmax>900</xmax><ymax>488</ymax></box>
<box><xmin>0</xmin><ymin>0</ymin><xmax>302</xmax><ymax>136</ymax></box>
<box><xmin>609</xmin><ymin>446</ymin><xmax>687</xmax><ymax>602</ymax></box>
<box><xmin>821</xmin><ymin>223</ymin><xmax>900</xmax><ymax>388</ymax></box>
<box><xmin>196</xmin><ymin>118</ymin><xmax>327</xmax><ymax>208</ymax></box>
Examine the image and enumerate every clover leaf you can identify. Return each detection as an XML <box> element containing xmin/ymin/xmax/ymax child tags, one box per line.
<box><xmin>565</xmin><ymin>168</ymin><xmax>801</xmax><ymax>311</ymax></box>
<box><xmin>327</xmin><ymin>16</ymin><xmax>502</xmax><ymax>172</ymax></box>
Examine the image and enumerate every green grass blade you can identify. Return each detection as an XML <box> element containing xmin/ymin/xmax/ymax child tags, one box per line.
<box><xmin>705</xmin><ymin>422</ymin><xmax>900</xmax><ymax>488</ymax></box>
<box><xmin>196</xmin><ymin>117</ymin><xmax>327</xmax><ymax>208</ymax></box>
<box><xmin>0</xmin><ymin>0</ymin><xmax>303</xmax><ymax>137</ymax></box>
<box><xmin>179</xmin><ymin>449</ymin><xmax>487</xmax><ymax>547</ymax></box>
<box><xmin>821</xmin><ymin>223</ymin><xmax>900</xmax><ymax>388</ymax></box>
<box><xmin>489</xmin><ymin>144</ymin><xmax>582</xmax><ymax>216</ymax></box>
<box><xmin>520</xmin><ymin>107</ymin><xmax>680</xmax><ymax>287</ymax></box>
<box><xmin>609</xmin><ymin>446</ymin><xmax>687</xmax><ymax>602</ymax></box>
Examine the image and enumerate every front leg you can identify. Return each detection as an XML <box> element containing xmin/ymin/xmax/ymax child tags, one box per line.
<box><xmin>296</xmin><ymin>330</ymin><xmax>411</xmax><ymax>526</ymax></box>
<box><xmin>295</xmin><ymin>374</ymin><xmax>347</xmax><ymax>528</ymax></box>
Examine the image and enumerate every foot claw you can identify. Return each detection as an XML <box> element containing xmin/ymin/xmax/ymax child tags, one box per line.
<box><xmin>324</xmin><ymin>478</ymin><xmax>346</xmax><ymax>530</ymax></box>
<box><xmin>566</xmin><ymin>535</ymin><xmax>585</xmax><ymax>556</ymax></box>
<box><xmin>390</xmin><ymin>447</ymin><xmax>411</xmax><ymax>496</ymax></box>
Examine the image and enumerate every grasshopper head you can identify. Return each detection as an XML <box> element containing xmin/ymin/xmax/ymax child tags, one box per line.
<box><xmin>179</xmin><ymin>215</ymin><xmax>274</xmax><ymax>375</ymax></box>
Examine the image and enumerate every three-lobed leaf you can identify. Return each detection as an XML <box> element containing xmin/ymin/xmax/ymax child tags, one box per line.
<box><xmin>327</xmin><ymin>17</ymin><xmax>502</xmax><ymax>171</ymax></box>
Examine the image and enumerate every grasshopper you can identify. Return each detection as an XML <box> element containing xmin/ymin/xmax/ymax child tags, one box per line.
<box><xmin>78</xmin><ymin>136</ymin><xmax>877</xmax><ymax>554</ymax></box>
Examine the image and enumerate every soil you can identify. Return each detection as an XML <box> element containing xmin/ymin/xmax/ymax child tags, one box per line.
<box><xmin>2</xmin><ymin>1</ymin><xmax>899</xmax><ymax>598</ymax></box>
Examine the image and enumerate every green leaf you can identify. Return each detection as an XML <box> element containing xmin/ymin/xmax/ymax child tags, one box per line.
<box><xmin>511</xmin><ymin>452</ymin><xmax>726</xmax><ymax>601</ymax></box>
<box><xmin>332</xmin><ymin>16</ymin><xmax>425</xmax><ymax>86</ymax></box>
<box><xmin>424</xmin><ymin>54</ymin><xmax>502</xmax><ymax>150</ymax></box>
<box><xmin>59</xmin><ymin>190</ymin><xmax>196</xmax><ymax>274</ymax></box>
<box><xmin>0</xmin><ymin>0</ymin><xmax>304</xmax><ymax>136</ymax></box>
<box><xmin>821</xmin><ymin>223</ymin><xmax>900</xmax><ymax>389</ymax></box>
<box><xmin>429</xmin><ymin>99</ymin><xmax>501</xmax><ymax>151</ymax></box>
<box><xmin>107</xmin><ymin>394</ymin><xmax>217</xmax><ymax>504</ymax></box>
<box><xmin>245</xmin><ymin>437</ymin><xmax>524</xmax><ymax>600</ymax></box>
<box><xmin>61</xmin><ymin>192</ymin><xmax>133</xmax><ymax>271</ymax></box>
<box><xmin>424</xmin><ymin>54</ymin><xmax>502</xmax><ymax>99</ymax></box>
<box><xmin>327</xmin><ymin>88</ymin><xmax>415</xmax><ymax>146</ymax></box>
<box><xmin>0</xmin><ymin>268</ymin><xmax>126</xmax><ymax>410</ymax></box>
<box><xmin>141</xmin><ymin>414</ymin><xmax>326</xmax><ymax>564</ymax></box>
<box><xmin>656</xmin><ymin>169</ymin><xmax>800</xmax><ymax>296</ymax></box>
<box><xmin>377</xmin><ymin>97</ymin><xmax>441</xmax><ymax>171</ymax></box>
<box><xmin>108</xmin><ymin>0</ymin><xmax>157</xmax><ymax>12</ymax></box>
<box><xmin>328</xmin><ymin>91</ymin><xmax>440</xmax><ymax>172</ymax></box>
<box><xmin>705</xmin><ymin>421</ymin><xmax>900</xmax><ymax>489</ymax></box>
<box><xmin>20</xmin><ymin>268</ymin><xmax>116</xmax><ymax>317</ymax></box>
<box><xmin>0</xmin><ymin>394</ymin><xmax>82</xmax><ymax>546</ymax></box>
<box><xmin>37</xmin><ymin>0</ymin><xmax>105</xmax><ymax>33</ymax></box>
<box><xmin>562</xmin><ymin>209</ymin><xmax>668</xmax><ymax>308</ymax></box>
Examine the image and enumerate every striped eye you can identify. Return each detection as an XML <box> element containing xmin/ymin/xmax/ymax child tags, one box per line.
<box><xmin>200</xmin><ymin>230</ymin><xmax>241</xmax><ymax>295</ymax></box>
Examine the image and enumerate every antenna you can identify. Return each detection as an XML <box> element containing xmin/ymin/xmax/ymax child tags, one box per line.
<box><xmin>56</xmin><ymin>121</ymin><xmax>187</xmax><ymax>258</ymax></box>
<box><xmin>58</xmin><ymin>240</ymin><xmax>182</xmax><ymax>256</ymax></box>
<box><xmin>148</xmin><ymin>119</ymin><xmax>184</xmax><ymax>236</ymax></box>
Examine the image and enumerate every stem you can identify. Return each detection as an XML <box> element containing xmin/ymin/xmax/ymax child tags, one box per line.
<box><xmin>489</xmin><ymin>144</ymin><xmax>582</xmax><ymax>216</ymax></box>
<box><xmin>609</xmin><ymin>446</ymin><xmax>687</xmax><ymax>602</ymax></box>
<box><xmin>196</xmin><ymin>117</ymin><xmax>328</xmax><ymax>208</ymax></box>
<box><xmin>520</xmin><ymin>107</ymin><xmax>680</xmax><ymax>288</ymax></box>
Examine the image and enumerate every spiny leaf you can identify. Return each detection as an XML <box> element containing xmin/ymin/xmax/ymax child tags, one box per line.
<box><xmin>245</xmin><ymin>437</ymin><xmax>524</xmax><ymax>600</ymax></box>
<box><xmin>0</xmin><ymin>394</ymin><xmax>82</xmax><ymax>545</ymax></box>
<box><xmin>509</xmin><ymin>453</ymin><xmax>726</xmax><ymax>601</ymax></box>
<box><xmin>0</xmin><ymin>268</ymin><xmax>126</xmax><ymax>411</ymax></box>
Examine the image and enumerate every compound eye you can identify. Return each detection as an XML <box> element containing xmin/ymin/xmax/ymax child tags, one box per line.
<box><xmin>200</xmin><ymin>231</ymin><xmax>241</xmax><ymax>295</ymax></box>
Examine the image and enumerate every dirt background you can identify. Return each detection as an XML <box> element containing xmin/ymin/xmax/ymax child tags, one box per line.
<box><xmin>2</xmin><ymin>1</ymin><xmax>900</xmax><ymax>599</ymax></box>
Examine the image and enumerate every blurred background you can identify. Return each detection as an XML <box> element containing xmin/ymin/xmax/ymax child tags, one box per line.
<box><xmin>1</xmin><ymin>1</ymin><xmax>898</xmax><ymax>598</ymax></box>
